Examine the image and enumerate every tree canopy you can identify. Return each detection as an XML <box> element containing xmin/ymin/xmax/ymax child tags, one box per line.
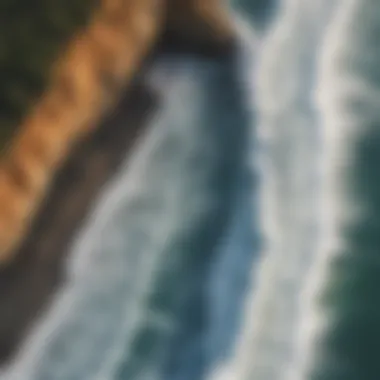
<box><xmin>0</xmin><ymin>0</ymin><xmax>99</xmax><ymax>147</ymax></box>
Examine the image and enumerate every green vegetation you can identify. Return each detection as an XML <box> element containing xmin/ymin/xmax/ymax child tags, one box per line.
<box><xmin>0</xmin><ymin>0</ymin><xmax>99</xmax><ymax>150</ymax></box>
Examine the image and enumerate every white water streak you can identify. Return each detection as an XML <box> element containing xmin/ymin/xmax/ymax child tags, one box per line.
<box><xmin>291</xmin><ymin>0</ymin><xmax>380</xmax><ymax>378</ymax></box>
<box><xmin>210</xmin><ymin>1</ymin><xmax>342</xmax><ymax>380</ymax></box>
<box><xmin>1</xmin><ymin>65</ymin><xmax>212</xmax><ymax>380</ymax></box>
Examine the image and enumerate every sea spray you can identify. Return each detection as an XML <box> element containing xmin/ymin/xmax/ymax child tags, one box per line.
<box><xmin>210</xmin><ymin>1</ymin><xmax>341</xmax><ymax>379</ymax></box>
<box><xmin>294</xmin><ymin>0</ymin><xmax>380</xmax><ymax>379</ymax></box>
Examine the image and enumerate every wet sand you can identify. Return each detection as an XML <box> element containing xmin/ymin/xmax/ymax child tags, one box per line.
<box><xmin>0</xmin><ymin>80</ymin><xmax>159</xmax><ymax>365</ymax></box>
<box><xmin>0</xmin><ymin>32</ymin><xmax>239</xmax><ymax>365</ymax></box>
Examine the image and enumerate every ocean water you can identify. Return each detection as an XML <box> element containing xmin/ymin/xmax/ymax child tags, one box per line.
<box><xmin>212</xmin><ymin>1</ymin><xmax>380</xmax><ymax>380</ymax></box>
<box><xmin>0</xmin><ymin>27</ymin><xmax>255</xmax><ymax>380</ymax></box>
<box><xmin>2</xmin><ymin>0</ymin><xmax>380</xmax><ymax>379</ymax></box>
<box><xmin>302</xmin><ymin>1</ymin><xmax>380</xmax><ymax>379</ymax></box>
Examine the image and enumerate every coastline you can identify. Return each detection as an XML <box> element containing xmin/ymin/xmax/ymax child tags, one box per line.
<box><xmin>0</xmin><ymin>29</ymin><xmax>240</xmax><ymax>369</ymax></box>
<box><xmin>0</xmin><ymin>80</ymin><xmax>158</xmax><ymax>365</ymax></box>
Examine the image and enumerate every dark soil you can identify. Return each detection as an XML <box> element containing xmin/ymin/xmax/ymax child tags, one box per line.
<box><xmin>0</xmin><ymin>79</ymin><xmax>158</xmax><ymax>365</ymax></box>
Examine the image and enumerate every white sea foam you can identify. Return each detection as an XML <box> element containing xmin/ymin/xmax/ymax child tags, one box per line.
<box><xmin>209</xmin><ymin>1</ymin><xmax>344</xmax><ymax>380</ymax></box>
<box><xmin>0</xmin><ymin>46</ymin><xmax>252</xmax><ymax>379</ymax></box>
<box><xmin>291</xmin><ymin>0</ymin><xmax>380</xmax><ymax>378</ymax></box>
<box><xmin>0</xmin><ymin>61</ymin><xmax>212</xmax><ymax>380</ymax></box>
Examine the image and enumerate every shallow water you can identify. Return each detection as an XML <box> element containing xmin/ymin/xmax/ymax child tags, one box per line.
<box><xmin>0</xmin><ymin>39</ymin><xmax>255</xmax><ymax>379</ymax></box>
<box><xmin>213</xmin><ymin>1</ymin><xmax>380</xmax><ymax>380</ymax></box>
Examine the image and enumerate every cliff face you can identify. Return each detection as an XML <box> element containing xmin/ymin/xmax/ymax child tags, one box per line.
<box><xmin>0</xmin><ymin>0</ymin><xmax>236</xmax><ymax>265</ymax></box>
<box><xmin>0</xmin><ymin>79</ymin><xmax>158</xmax><ymax>365</ymax></box>
<box><xmin>0</xmin><ymin>0</ymin><xmax>236</xmax><ymax>150</ymax></box>
<box><xmin>0</xmin><ymin>0</ymin><xmax>163</xmax><ymax>263</ymax></box>
<box><xmin>0</xmin><ymin>0</ymin><xmax>237</xmax><ymax>364</ymax></box>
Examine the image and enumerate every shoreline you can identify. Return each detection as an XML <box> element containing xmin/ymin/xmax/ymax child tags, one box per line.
<box><xmin>0</xmin><ymin>80</ymin><xmax>158</xmax><ymax>365</ymax></box>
